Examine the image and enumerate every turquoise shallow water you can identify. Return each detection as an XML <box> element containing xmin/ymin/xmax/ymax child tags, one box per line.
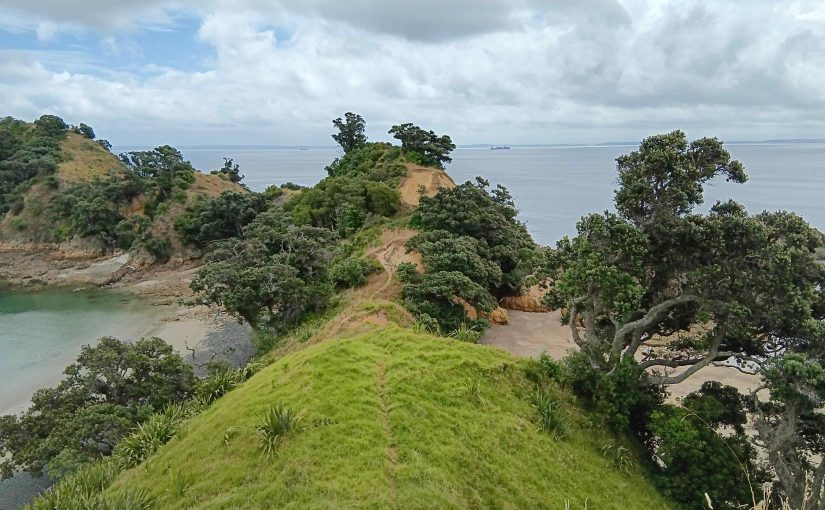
<box><xmin>0</xmin><ymin>285</ymin><xmax>163</xmax><ymax>415</ymax></box>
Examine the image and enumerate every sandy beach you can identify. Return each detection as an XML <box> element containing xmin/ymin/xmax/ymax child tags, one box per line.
<box><xmin>481</xmin><ymin>310</ymin><xmax>761</xmax><ymax>401</ymax></box>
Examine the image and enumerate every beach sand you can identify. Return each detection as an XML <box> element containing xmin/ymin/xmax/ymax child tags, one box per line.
<box><xmin>481</xmin><ymin>310</ymin><xmax>761</xmax><ymax>401</ymax></box>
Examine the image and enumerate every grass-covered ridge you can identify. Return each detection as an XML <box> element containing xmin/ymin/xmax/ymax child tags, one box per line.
<box><xmin>105</xmin><ymin>326</ymin><xmax>674</xmax><ymax>509</ymax></box>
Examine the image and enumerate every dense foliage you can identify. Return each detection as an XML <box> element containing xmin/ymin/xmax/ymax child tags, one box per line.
<box><xmin>544</xmin><ymin>131</ymin><xmax>824</xmax><ymax>384</ymax></box>
<box><xmin>331</xmin><ymin>112</ymin><xmax>367</xmax><ymax>153</ymax></box>
<box><xmin>650</xmin><ymin>382</ymin><xmax>760</xmax><ymax>509</ymax></box>
<box><xmin>210</xmin><ymin>157</ymin><xmax>244</xmax><ymax>183</ymax></box>
<box><xmin>388</xmin><ymin>123</ymin><xmax>455</xmax><ymax>168</ymax></box>
<box><xmin>0</xmin><ymin>337</ymin><xmax>194</xmax><ymax>479</ymax></box>
<box><xmin>191</xmin><ymin>209</ymin><xmax>337</xmax><ymax>331</ymax></box>
<box><xmin>0</xmin><ymin>115</ymin><xmax>68</xmax><ymax>216</ymax></box>
<box><xmin>325</xmin><ymin>142</ymin><xmax>406</xmax><ymax>183</ymax></box>
<box><xmin>286</xmin><ymin>143</ymin><xmax>404</xmax><ymax>237</ymax></box>
<box><xmin>175</xmin><ymin>190</ymin><xmax>267</xmax><ymax>248</ymax></box>
<box><xmin>542</xmin><ymin>130</ymin><xmax>825</xmax><ymax>508</ymax></box>
<box><xmin>401</xmin><ymin>178</ymin><xmax>537</xmax><ymax>332</ymax></box>
<box><xmin>46</xmin><ymin>145</ymin><xmax>201</xmax><ymax>258</ymax></box>
<box><xmin>329</xmin><ymin>256</ymin><xmax>380</xmax><ymax>288</ymax></box>
<box><xmin>118</xmin><ymin>145</ymin><xmax>196</xmax><ymax>216</ymax></box>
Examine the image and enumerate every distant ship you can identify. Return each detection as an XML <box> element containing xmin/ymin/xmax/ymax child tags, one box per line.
<box><xmin>490</xmin><ymin>145</ymin><xmax>511</xmax><ymax>150</ymax></box>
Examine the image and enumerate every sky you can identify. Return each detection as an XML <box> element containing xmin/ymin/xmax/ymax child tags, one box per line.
<box><xmin>1</xmin><ymin>0</ymin><xmax>824</xmax><ymax>147</ymax></box>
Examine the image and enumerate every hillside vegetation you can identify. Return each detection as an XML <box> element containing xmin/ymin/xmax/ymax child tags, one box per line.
<box><xmin>0</xmin><ymin>115</ymin><xmax>245</xmax><ymax>260</ymax></box>
<box><xmin>105</xmin><ymin>326</ymin><xmax>674</xmax><ymax>509</ymax></box>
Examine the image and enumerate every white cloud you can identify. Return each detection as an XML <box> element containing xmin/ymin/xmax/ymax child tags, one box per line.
<box><xmin>0</xmin><ymin>0</ymin><xmax>823</xmax><ymax>145</ymax></box>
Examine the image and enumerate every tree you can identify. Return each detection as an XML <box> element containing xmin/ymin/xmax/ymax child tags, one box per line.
<box><xmin>543</xmin><ymin>130</ymin><xmax>825</xmax><ymax>507</ymax></box>
<box><xmin>213</xmin><ymin>157</ymin><xmax>243</xmax><ymax>183</ymax></box>
<box><xmin>175</xmin><ymin>190</ymin><xmax>266</xmax><ymax>248</ymax></box>
<box><xmin>0</xmin><ymin>337</ymin><xmax>194</xmax><ymax>479</ymax></box>
<box><xmin>190</xmin><ymin>209</ymin><xmax>337</xmax><ymax>330</ymax></box>
<box><xmin>748</xmin><ymin>353</ymin><xmax>825</xmax><ymax>509</ymax></box>
<box><xmin>388</xmin><ymin>123</ymin><xmax>456</xmax><ymax>168</ymax></box>
<box><xmin>400</xmin><ymin>270</ymin><xmax>496</xmax><ymax>332</ymax></box>
<box><xmin>544</xmin><ymin>131</ymin><xmax>825</xmax><ymax>385</ymax></box>
<box><xmin>73</xmin><ymin>123</ymin><xmax>96</xmax><ymax>139</ymax></box>
<box><xmin>331</xmin><ymin>112</ymin><xmax>367</xmax><ymax>153</ymax></box>
<box><xmin>414</xmin><ymin>178</ymin><xmax>536</xmax><ymax>296</ymax></box>
<box><xmin>33</xmin><ymin>114</ymin><xmax>69</xmax><ymax>139</ymax></box>
<box><xmin>119</xmin><ymin>145</ymin><xmax>195</xmax><ymax>210</ymax></box>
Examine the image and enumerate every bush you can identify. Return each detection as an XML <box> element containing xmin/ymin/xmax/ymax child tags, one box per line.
<box><xmin>650</xmin><ymin>404</ymin><xmax>758</xmax><ymax>509</ymax></box>
<box><xmin>134</xmin><ymin>234</ymin><xmax>172</xmax><ymax>262</ymax></box>
<box><xmin>258</xmin><ymin>404</ymin><xmax>303</xmax><ymax>455</ymax></box>
<box><xmin>10</xmin><ymin>217</ymin><xmax>26</xmax><ymax>231</ymax></box>
<box><xmin>538</xmin><ymin>353</ymin><xmax>563</xmax><ymax>382</ymax></box>
<box><xmin>195</xmin><ymin>369</ymin><xmax>244</xmax><ymax>406</ymax></box>
<box><xmin>175</xmin><ymin>191</ymin><xmax>267</xmax><ymax>248</ymax></box>
<box><xmin>531</xmin><ymin>386</ymin><xmax>566</xmax><ymax>439</ymax></box>
<box><xmin>448</xmin><ymin>322</ymin><xmax>483</xmax><ymax>343</ymax></box>
<box><xmin>329</xmin><ymin>257</ymin><xmax>379</xmax><ymax>288</ymax></box>
<box><xmin>561</xmin><ymin>352</ymin><xmax>663</xmax><ymax>443</ymax></box>
<box><xmin>112</xmin><ymin>406</ymin><xmax>187</xmax><ymax>469</ymax></box>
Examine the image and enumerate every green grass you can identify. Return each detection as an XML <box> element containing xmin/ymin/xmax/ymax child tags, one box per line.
<box><xmin>105</xmin><ymin>326</ymin><xmax>675</xmax><ymax>509</ymax></box>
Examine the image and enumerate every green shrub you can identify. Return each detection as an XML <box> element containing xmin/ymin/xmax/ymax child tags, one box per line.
<box><xmin>538</xmin><ymin>353</ymin><xmax>563</xmax><ymax>382</ymax></box>
<box><xmin>252</xmin><ymin>329</ymin><xmax>277</xmax><ymax>355</ymax></box>
<box><xmin>531</xmin><ymin>386</ymin><xmax>566</xmax><ymax>439</ymax></box>
<box><xmin>329</xmin><ymin>257</ymin><xmax>379</xmax><ymax>288</ymax></box>
<box><xmin>175</xmin><ymin>191</ymin><xmax>267</xmax><ymax>248</ymax></box>
<box><xmin>134</xmin><ymin>234</ymin><xmax>172</xmax><ymax>262</ymax></box>
<box><xmin>650</xmin><ymin>404</ymin><xmax>757</xmax><ymax>509</ymax></box>
<box><xmin>448</xmin><ymin>322</ymin><xmax>483</xmax><ymax>343</ymax></box>
<box><xmin>112</xmin><ymin>407</ymin><xmax>186</xmax><ymax>469</ymax></box>
<box><xmin>195</xmin><ymin>369</ymin><xmax>244</xmax><ymax>406</ymax></box>
<box><xmin>396</xmin><ymin>262</ymin><xmax>419</xmax><ymax>283</ymax></box>
<box><xmin>258</xmin><ymin>404</ymin><xmax>303</xmax><ymax>455</ymax></box>
<box><xmin>43</xmin><ymin>175</ymin><xmax>59</xmax><ymax>190</ymax></box>
<box><xmin>10</xmin><ymin>217</ymin><xmax>26</xmax><ymax>231</ymax></box>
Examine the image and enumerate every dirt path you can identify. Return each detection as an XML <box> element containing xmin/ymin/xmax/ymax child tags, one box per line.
<box><xmin>481</xmin><ymin>310</ymin><xmax>761</xmax><ymax>401</ymax></box>
<box><xmin>377</xmin><ymin>362</ymin><xmax>399</xmax><ymax>505</ymax></box>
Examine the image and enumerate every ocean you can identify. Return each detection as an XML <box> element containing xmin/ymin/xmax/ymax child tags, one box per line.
<box><xmin>177</xmin><ymin>143</ymin><xmax>825</xmax><ymax>246</ymax></box>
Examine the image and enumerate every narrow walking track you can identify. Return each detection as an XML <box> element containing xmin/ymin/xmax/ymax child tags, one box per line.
<box><xmin>376</xmin><ymin>362</ymin><xmax>399</xmax><ymax>506</ymax></box>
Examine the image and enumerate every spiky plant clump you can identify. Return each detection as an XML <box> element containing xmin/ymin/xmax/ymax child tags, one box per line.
<box><xmin>532</xmin><ymin>386</ymin><xmax>566</xmax><ymax>439</ymax></box>
<box><xmin>257</xmin><ymin>403</ymin><xmax>303</xmax><ymax>455</ymax></box>
<box><xmin>449</xmin><ymin>323</ymin><xmax>482</xmax><ymax>343</ymax></box>
<box><xmin>113</xmin><ymin>411</ymin><xmax>183</xmax><ymax>469</ymax></box>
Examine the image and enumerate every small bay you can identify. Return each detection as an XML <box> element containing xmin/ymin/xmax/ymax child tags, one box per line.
<box><xmin>0</xmin><ymin>285</ymin><xmax>165</xmax><ymax>415</ymax></box>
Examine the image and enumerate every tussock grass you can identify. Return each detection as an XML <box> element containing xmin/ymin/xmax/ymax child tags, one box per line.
<box><xmin>104</xmin><ymin>326</ymin><xmax>675</xmax><ymax>509</ymax></box>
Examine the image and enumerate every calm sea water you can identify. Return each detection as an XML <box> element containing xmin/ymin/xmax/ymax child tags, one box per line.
<box><xmin>178</xmin><ymin>144</ymin><xmax>825</xmax><ymax>245</ymax></box>
<box><xmin>0</xmin><ymin>286</ymin><xmax>162</xmax><ymax>415</ymax></box>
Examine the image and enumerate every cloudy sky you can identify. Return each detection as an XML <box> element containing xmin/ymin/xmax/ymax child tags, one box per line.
<box><xmin>1</xmin><ymin>0</ymin><xmax>824</xmax><ymax>146</ymax></box>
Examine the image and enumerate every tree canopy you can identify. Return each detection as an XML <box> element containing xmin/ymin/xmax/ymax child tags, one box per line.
<box><xmin>331</xmin><ymin>112</ymin><xmax>368</xmax><ymax>153</ymax></box>
<box><xmin>388</xmin><ymin>123</ymin><xmax>455</xmax><ymax>169</ymax></box>
<box><xmin>542</xmin><ymin>130</ymin><xmax>825</xmax><ymax>508</ymax></box>
<box><xmin>544</xmin><ymin>131</ymin><xmax>825</xmax><ymax>384</ymax></box>
<box><xmin>190</xmin><ymin>209</ymin><xmax>337</xmax><ymax>331</ymax></box>
<box><xmin>0</xmin><ymin>337</ymin><xmax>194</xmax><ymax>479</ymax></box>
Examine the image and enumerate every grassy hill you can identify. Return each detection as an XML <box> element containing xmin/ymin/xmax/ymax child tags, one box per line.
<box><xmin>104</xmin><ymin>326</ymin><xmax>674</xmax><ymax>509</ymax></box>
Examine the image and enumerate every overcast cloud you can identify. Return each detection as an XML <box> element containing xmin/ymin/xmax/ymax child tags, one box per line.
<box><xmin>0</xmin><ymin>0</ymin><xmax>823</xmax><ymax>146</ymax></box>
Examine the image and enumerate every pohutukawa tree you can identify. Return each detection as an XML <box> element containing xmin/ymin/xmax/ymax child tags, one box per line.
<box><xmin>544</xmin><ymin>130</ymin><xmax>825</xmax><ymax>385</ymax></box>
<box><xmin>388</xmin><ymin>123</ymin><xmax>455</xmax><ymax>169</ymax></box>
<box><xmin>331</xmin><ymin>112</ymin><xmax>368</xmax><ymax>153</ymax></box>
